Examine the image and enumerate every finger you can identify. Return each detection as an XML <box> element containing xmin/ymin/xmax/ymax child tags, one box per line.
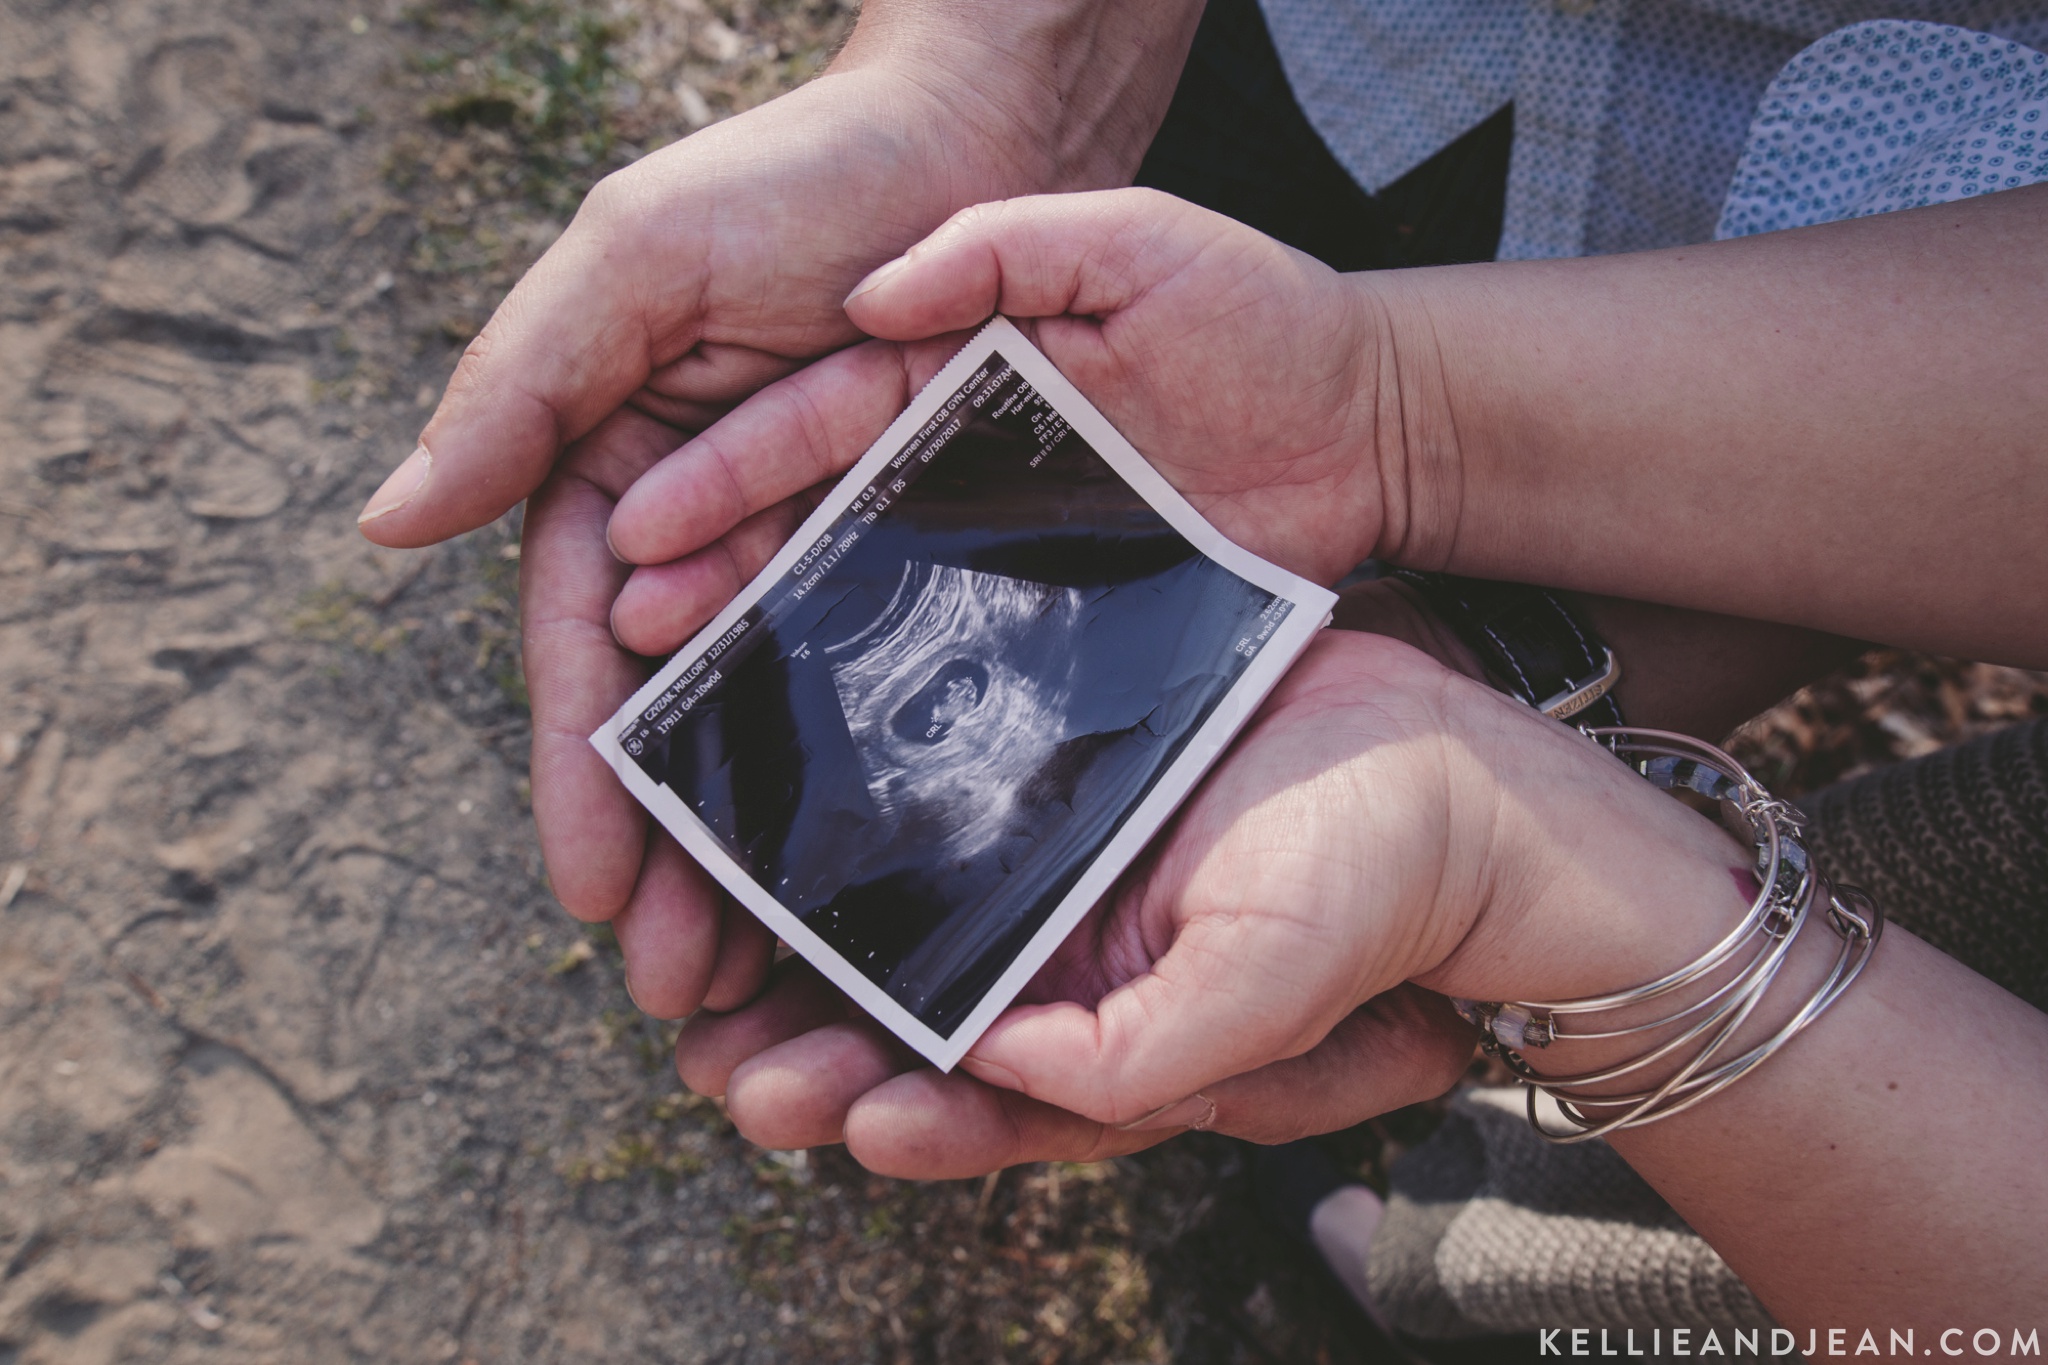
<box><xmin>839</xmin><ymin>993</ymin><xmax>1471</xmax><ymax>1177</ymax></box>
<box><xmin>960</xmin><ymin>955</ymin><xmax>1327</xmax><ymax>1128</ymax></box>
<box><xmin>520</xmin><ymin>454</ymin><xmax>650</xmax><ymax>922</ymax></box>
<box><xmin>627</xmin><ymin>344</ymin><xmax>811</xmax><ymax>433</ymax></box>
<box><xmin>358</xmin><ymin>182</ymin><xmax>701</xmax><ymax>547</ymax></box>
<box><xmin>674</xmin><ymin>958</ymin><xmax>848</xmax><ymax>1098</ymax></box>
<box><xmin>609</xmin><ymin>498</ymin><xmax>811</xmax><ymax>656</ymax></box>
<box><xmin>701</xmin><ymin>898</ymin><xmax>776</xmax><ymax>1012</ymax></box>
<box><xmin>963</xmin><ymin>860</ymin><xmax>1373</xmax><ymax>1124</ymax></box>
<box><xmin>611</xmin><ymin>831</ymin><xmax>723</xmax><ymax>1020</ymax></box>
<box><xmin>644</xmin><ymin>342</ymin><xmax>808</xmax><ymax>411</ymax></box>
<box><xmin>724</xmin><ymin>1020</ymin><xmax>920</xmax><ymax>1150</ymax></box>
<box><xmin>605</xmin><ymin>340</ymin><xmax>914</xmax><ymax>567</ymax></box>
<box><xmin>1198</xmin><ymin>988</ymin><xmax>1475</xmax><ymax>1144</ymax></box>
<box><xmin>843</xmin><ymin>1070</ymin><xmax>1168</xmax><ymax>1181</ymax></box>
<box><xmin>842</xmin><ymin>189</ymin><xmax>1212</xmax><ymax>341</ymax></box>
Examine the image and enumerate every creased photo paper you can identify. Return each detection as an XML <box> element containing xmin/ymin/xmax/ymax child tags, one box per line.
<box><xmin>592</xmin><ymin>317</ymin><xmax>1337</xmax><ymax>1069</ymax></box>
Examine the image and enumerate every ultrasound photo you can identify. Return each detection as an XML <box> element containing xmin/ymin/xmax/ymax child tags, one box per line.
<box><xmin>596</xmin><ymin>320</ymin><xmax>1334</xmax><ymax>1066</ymax></box>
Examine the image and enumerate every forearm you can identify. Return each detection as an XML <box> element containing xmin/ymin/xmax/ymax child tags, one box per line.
<box><xmin>834</xmin><ymin>0</ymin><xmax>1205</xmax><ymax>193</ymax></box>
<box><xmin>1614</xmin><ymin>926</ymin><xmax>2048</xmax><ymax>1331</ymax></box>
<box><xmin>1572</xmin><ymin>592</ymin><xmax>1865</xmax><ymax>740</ymax></box>
<box><xmin>1362</xmin><ymin>185</ymin><xmax>2048</xmax><ymax>666</ymax></box>
<box><xmin>1514</xmin><ymin>883</ymin><xmax>2048</xmax><ymax>1329</ymax></box>
<box><xmin>1336</xmin><ymin>579</ymin><xmax>1865</xmax><ymax>740</ymax></box>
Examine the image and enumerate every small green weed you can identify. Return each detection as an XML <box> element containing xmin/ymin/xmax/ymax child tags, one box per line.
<box><xmin>289</xmin><ymin>582</ymin><xmax>414</xmax><ymax>655</ymax></box>
<box><xmin>405</xmin><ymin>0</ymin><xmax>627</xmax><ymax>215</ymax></box>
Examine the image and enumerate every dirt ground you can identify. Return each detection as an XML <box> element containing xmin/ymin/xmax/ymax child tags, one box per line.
<box><xmin>0</xmin><ymin>2</ymin><xmax>1376</xmax><ymax>1360</ymax></box>
<box><xmin>3</xmin><ymin>3</ymin><xmax>2044</xmax><ymax>1364</ymax></box>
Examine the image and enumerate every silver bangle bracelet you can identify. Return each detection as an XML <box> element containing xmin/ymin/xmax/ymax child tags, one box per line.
<box><xmin>1453</xmin><ymin>728</ymin><xmax>1885</xmax><ymax>1144</ymax></box>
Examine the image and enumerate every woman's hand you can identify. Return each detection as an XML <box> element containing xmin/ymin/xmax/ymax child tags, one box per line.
<box><xmin>672</xmin><ymin>625</ymin><xmax>1758</xmax><ymax>1175</ymax></box>
<box><xmin>667</xmin><ymin>615</ymin><xmax>2048</xmax><ymax>1341</ymax></box>
<box><xmin>603</xmin><ymin>190</ymin><xmax>1414</xmax><ymax>664</ymax></box>
<box><xmin>674</xmin><ymin>630</ymin><xmax>1495</xmax><ymax>1175</ymax></box>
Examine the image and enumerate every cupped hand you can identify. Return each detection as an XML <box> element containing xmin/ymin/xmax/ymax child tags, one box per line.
<box><xmin>353</xmin><ymin>67</ymin><xmax>1103</xmax><ymax>1017</ymax></box>
<box><xmin>603</xmin><ymin>189</ymin><xmax>1403</xmax><ymax>657</ymax></box>
<box><xmin>660</xmin><ymin>581</ymin><xmax>1505</xmax><ymax>1177</ymax></box>
<box><xmin>672</xmin><ymin>611</ymin><xmax>1758</xmax><ymax>1175</ymax></box>
<box><xmin>585</xmin><ymin>188</ymin><xmax>1404</xmax><ymax>1018</ymax></box>
<box><xmin>678</xmin><ymin>959</ymin><xmax>1472</xmax><ymax>1178</ymax></box>
<box><xmin>670</xmin><ymin>629</ymin><xmax>1504</xmax><ymax>1176</ymax></box>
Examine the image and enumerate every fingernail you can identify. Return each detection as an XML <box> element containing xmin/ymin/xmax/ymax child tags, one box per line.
<box><xmin>357</xmin><ymin>445</ymin><xmax>432</xmax><ymax>524</ymax></box>
<box><xmin>623</xmin><ymin>968</ymin><xmax>646</xmax><ymax>1014</ymax></box>
<box><xmin>625</xmin><ymin>969</ymin><xmax>688</xmax><ymax>1022</ymax></box>
<box><xmin>958</xmin><ymin>1053</ymin><xmax>1022</xmax><ymax>1090</ymax></box>
<box><xmin>843</xmin><ymin>255</ymin><xmax>910</xmax><ymax>308</ymax></box>
<box><xmin>1115</xmin><ymin>1093</ymin><xmax>1217</xmax><ymax>1132</ymax></box>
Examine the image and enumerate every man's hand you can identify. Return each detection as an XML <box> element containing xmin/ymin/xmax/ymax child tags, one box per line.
<box><xmin>677</xmin><ymin>962</ymin><xmax>1474</xmax><ymax>1178</ymax></box>
<box><xmin>352</xmin><ymin>2</ymin><xmax>1205</xmax><ymax>1016</ymax></box>
<box><xmin>588</xmin><ymin>185</ymin><xmax>1436</xmax><ymax>1030</ymax></box>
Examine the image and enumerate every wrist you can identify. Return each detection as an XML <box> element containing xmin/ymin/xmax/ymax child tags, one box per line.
<box><xmin>832</xmin><ymin>0</ymin><xmax>1204</xmax><ymax>193</ymax></box>
<box><xmin>1451</xmin><ymin>734</ymin><xmax>1875</xmax><ymax>1135</ymax></box>
<box><xmin>1413</xmin><ymin>699</ymin><xmax>1759</xmax><ymax>1010</ymax></box>
<box><xmin>1342</xmin><ymin>270</ymin><xmax>1471</xmax><ymax>570</ymax></box>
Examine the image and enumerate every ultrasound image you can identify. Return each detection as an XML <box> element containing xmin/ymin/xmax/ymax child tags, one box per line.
<box><xmin>829</xmin><ymin>564</ymin><xmax>1083</xmax><ymax>868</ymax></box>
<box><xmin>623</xmin><ymin>356</ymin><xmax>1284</xmax><ymax>1036</ymax></box>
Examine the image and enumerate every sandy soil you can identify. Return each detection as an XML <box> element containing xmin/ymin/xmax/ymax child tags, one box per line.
<box><xmin>0</xmin><ymin>2</ymin><xmax>1378</xmax><ymax>1361</ymax></box>
<box><xmin>0</xmin><ymin>2</ymin><xmax>768</xmax><ymax>1360</ymax></box>
<box><xmin>5</xmin><ymin>2</ymin><xmax>2043</xmax><ymax>1364</ymax></box>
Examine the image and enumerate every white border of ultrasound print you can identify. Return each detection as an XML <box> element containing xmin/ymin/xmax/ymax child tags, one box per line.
<box><xmin>591</xmin><ymin>316</ymin><xmax>1336</xmax><ymax>1071</ymax></box>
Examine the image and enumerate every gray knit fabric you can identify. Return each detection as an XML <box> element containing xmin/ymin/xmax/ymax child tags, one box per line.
<box><xmin>1368</xmin><ymin>718</ymin><xmax>2048</xmax><ymax>1338</ymax></box>
<box><xmin>1802</xmin><ymin>717</ymin><xmax>2048</xmax><ymax>1013</ymax></box>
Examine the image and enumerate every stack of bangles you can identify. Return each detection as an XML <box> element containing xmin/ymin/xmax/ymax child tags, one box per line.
<box><xmin>1453</xmin><ymin>727</ymin><xmax>1885</xmax><ymax>1144</ymax></box>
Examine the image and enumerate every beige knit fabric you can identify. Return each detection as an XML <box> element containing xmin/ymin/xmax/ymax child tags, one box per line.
<box><xmin>1367</xmin><ymin>1089</ymin><xmax>1773</xmax><ymax>1338</ymax></box>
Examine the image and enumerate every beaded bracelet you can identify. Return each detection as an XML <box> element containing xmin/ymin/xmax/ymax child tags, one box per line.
<box><xmin>1453</xmin><ymin>728</ymin><xmax>1884</xmax><ymax>1144</ymax></box>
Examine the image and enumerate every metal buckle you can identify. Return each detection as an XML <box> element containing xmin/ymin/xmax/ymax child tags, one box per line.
<box><xmin>1537</xmin><ymin>648</ymin><xmax>1621</xmax><ymax>721</ymax></box>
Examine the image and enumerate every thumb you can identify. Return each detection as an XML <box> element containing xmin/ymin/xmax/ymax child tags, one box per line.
<box><xmin>356</xmin><ymin>196</ymin><xmax>692</xmax><ymax>548</ymax></box>
<box><xmin>961</xmin><ymin>918</ymin><xmax>1369</xmax><ymax>1128</ymax></box>
<box><xmin>841</xmin><ymin>187</ymin><xmax>1215</xmax><ymax>341</ymax></box>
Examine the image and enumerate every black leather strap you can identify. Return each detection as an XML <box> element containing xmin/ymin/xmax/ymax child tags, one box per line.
<box><xmin>1391</xmin><ymin>571</ymin><xmax>1626</xmax><ymax>729</ymax></box>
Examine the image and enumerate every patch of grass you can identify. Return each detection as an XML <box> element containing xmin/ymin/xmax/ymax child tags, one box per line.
<box><xmin>545</xmin><ymin>938</ymin><xmax>596</xmax><ymax>975</ymax></box>
<box><xmin>404</xmin><ymin>0</ymin><xmax>629</xmax><ymax>217</ymax></box>
<box><xmin>289</xmin><ymin>582</ymin><xmax>415</xmax><ymax>655</ymax></box>
<box><xmin>562</xmin><ymin>1088</ymin><xmax>724</xmax><ymax>1191</ymax></box>
<box><xmin>565</xmin><ymin>1125</ymin><xmax>710</xmax><ymax>1189</ymax></box>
